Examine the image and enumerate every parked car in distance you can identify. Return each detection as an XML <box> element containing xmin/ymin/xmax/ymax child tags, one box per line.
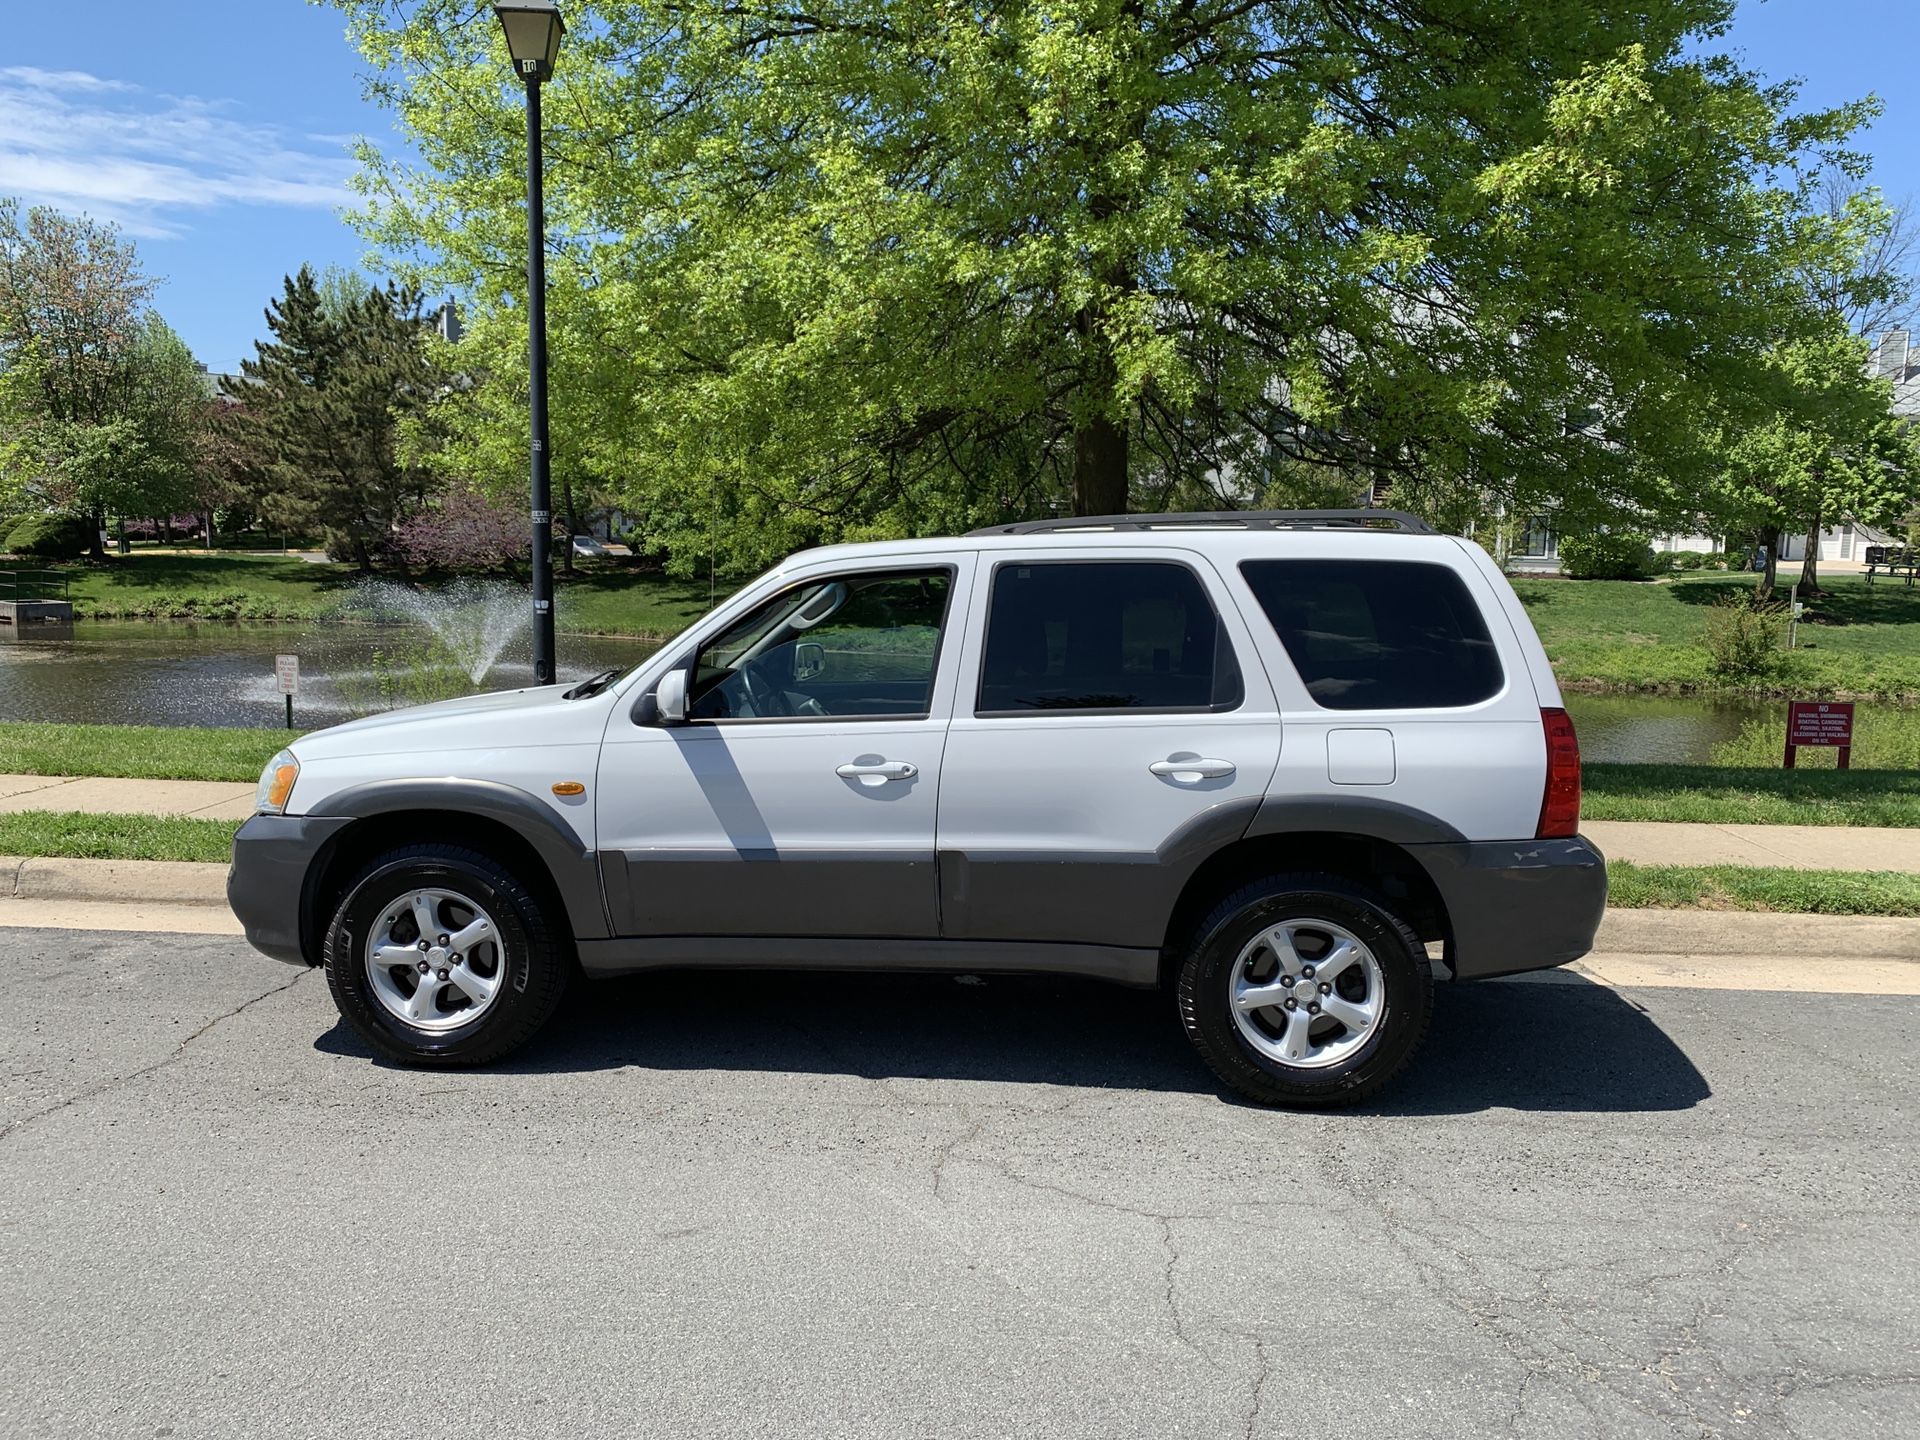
<box><xmin>229</xmin><ymin>510</ymin><xmax>1606</xmax><ymax>1106</ymax></box>
<box><xmin>570</xmin><ymin>534</ymin><xmax>611</xmax><ymax>559</ymax></box>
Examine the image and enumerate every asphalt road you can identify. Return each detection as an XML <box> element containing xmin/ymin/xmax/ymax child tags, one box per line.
<box><xmin>1</xmin><ymin>929</ymin><xmax>1915</xmax><ymax>1440</ymax></box>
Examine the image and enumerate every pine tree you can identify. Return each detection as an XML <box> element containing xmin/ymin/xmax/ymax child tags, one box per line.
<box><xmin>224</xmin><ymin>266</ymin><xmax>440</xmax><ymax>568</ymax></box>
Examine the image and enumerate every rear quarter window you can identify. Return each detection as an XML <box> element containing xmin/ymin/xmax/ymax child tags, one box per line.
<box><xmin>1238</xmin><ymin>559</ymin><xmax>1503</xmax><ymax>710</ymax></box>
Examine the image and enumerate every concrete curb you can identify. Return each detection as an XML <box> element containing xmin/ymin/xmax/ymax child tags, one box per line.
<box><xmin>1</xmin><ymin>856</ymin><xmax>1915</xmax><ymax>956</ymax></box>
<box><xmin>1592</xmin><ymin>909</ymin><xmax>1920</xmax><ymax>960</ymax></box>
<box><xmin>0</xmin><ymin>855</ymin><xmax>229</xmax><ymax>907</ymax></box>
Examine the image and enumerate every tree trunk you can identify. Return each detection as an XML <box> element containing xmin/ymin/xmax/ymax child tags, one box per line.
<box><xmin>87</xmin><ymin>510</ymin><xmax>106</xmax><ymax>560</ymax></box>
<box><xmin>1758</xmin><ymin>527</ymin><xmax>1781</xmax><ymax>600</ymax></box>
<box><xmin>1069</xmin><ymin>288</ymin><xmax>1130</xmax><ymax>517</ymax></box>
<box><xmin>1072</xmin><ymin>410</ymin><xmax>1129</xmax><ymax>516</ymax></box>
<box><xmin>1799</xmin><ymin>512</ymin><xmax>1823</xmax><ymax>595</ymax></box>
<box><xmin>560</xmin><ymin>479</ymin><xmax>578</xmax><ymax>576</ymax></box>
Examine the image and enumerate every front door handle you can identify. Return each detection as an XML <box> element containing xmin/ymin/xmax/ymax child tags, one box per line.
<box><xmin>1149</xmin><ymin>756</ymin><xmax>1236</xmax><ymax>781</ymax></box>
<box><xmin>836</xmin><ymin>760</ymin><xmax>918</xmax><ymax>785</ymax></box>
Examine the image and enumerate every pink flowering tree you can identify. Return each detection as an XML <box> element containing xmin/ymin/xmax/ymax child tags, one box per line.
<box><xmin>393</xmin><ymin>483</ymin><xmax>531</xmax><ymax>576</ymax></box>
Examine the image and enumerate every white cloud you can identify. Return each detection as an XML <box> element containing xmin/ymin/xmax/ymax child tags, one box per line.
<box><xmin>0</xmin><ymin>66</ymin><xmax>358</xmax><ymax>239</ymax></box>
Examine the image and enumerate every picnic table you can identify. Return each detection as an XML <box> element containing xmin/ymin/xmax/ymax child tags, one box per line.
<box><xmin>1864</xmin><ymin>545</ymin><xmax>1919</xmax><ymax>586</ymax></box>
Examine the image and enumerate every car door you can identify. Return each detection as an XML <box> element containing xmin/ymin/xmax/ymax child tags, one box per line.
<box><xmin>935</xmin><ymin>547</ymin><xmax>1282</xmax><ymax>949</ymax></box>
<box><xmin>596</xmin><ymin>556</ymin><xmax>972</xmax><ymax>938</ymax></box>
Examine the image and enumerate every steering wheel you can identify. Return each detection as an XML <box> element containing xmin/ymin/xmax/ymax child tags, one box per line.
<box><xmin>738</xmin><ymin>657</ymin><xmax>794</xmax><ymax>718</ymax></box>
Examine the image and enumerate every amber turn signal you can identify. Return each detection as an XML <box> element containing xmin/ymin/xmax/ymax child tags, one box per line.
<box><xmin>265</xmin><ymin>764</ymin><xmax>298</xmax><ymax>811</ymax></box>
<box><xmin>551</xmin><ymin>781</ymin><xmax>586</xmax><ymax>796</ymax></box>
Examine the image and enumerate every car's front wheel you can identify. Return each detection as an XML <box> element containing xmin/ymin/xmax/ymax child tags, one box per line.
<box><xmin>322</xmin><ymin>844</ymin><xmax>570</xmax><ymax>1066</ymax></box>
<box><xmin>1176</xmin><ymin>873</ymin><xmax>1433</xmax><ymax>1107</ymax></box>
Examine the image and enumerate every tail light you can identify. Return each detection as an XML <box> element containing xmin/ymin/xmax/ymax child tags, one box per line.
<box><xmin>1537</xmin><ymin>707</ymin><xmax>1581</xmax><ymax>838</ymax></box>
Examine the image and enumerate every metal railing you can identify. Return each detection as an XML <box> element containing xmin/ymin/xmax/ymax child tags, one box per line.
<box><xmin>0</xmin><ymin>569</ymin><xmax>71</xmax><ymax>602</ymax></box>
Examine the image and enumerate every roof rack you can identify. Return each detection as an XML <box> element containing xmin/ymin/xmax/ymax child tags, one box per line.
<box><xmin>967</xmin><ymin>509</ymin><xmax>1435</xmax><ymax>537</ymax></box>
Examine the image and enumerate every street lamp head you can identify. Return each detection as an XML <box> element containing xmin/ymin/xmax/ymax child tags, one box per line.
<box><xmin>494</xmin><ymin>0</ymin><xmax>565</xmax><ymax>84</ymax></box>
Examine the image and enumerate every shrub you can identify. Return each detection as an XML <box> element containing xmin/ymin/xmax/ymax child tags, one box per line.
<box><xmin>1559</xmin><ymin>530</ymin><xmax>1658</xmax><ymax>580</ymax></box>
<box><xmin>3</xmin><ymin>512</ymin><xmax>93</xmax><ymax>559</ymax></box>
<box><xmin>1702</xmin><ymin>592</ymin><xmax>1783</xmax><ymax>680</ymax></box>
<box><xmin>1669</xmin><ymin>549</ymin><xmax>1718</xmax><ymax>571</ymax></box>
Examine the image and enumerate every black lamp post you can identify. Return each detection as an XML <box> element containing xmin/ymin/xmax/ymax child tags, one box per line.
<box><xmin>494</xmin><ymin>0</ymin><xmax>565</xmax><ymax>684</ymax></box>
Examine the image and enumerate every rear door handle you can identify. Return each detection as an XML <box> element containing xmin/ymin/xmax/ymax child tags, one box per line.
<box><xmin>836</xmin><ymin>760</ymin><xmax>918</xmax><ymax>784</ymax></box>
<box><xmin>1149</xmin><ymin>757</ymin><xmax>1236</xmax><ymax>780</ymax></box>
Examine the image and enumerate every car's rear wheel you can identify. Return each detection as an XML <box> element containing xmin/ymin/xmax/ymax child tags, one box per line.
<box><xmin>322</xmin><ymin>844</ymin><xmax>570</xmax><ymax>1066</ymax></box>
<box><xmin>1176</xmin><ymin>873</ymin><xmax>1433</xmax><ymax>1107</ymax></box>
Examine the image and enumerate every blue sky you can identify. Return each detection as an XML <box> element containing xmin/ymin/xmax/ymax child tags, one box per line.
<box><xmin>4</xmin><ymin>1</ymin><xmax>1918</xmax><ymax>373</ymax></box>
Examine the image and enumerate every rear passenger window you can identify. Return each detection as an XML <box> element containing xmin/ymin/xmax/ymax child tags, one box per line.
<box><xmin>1239</xmin><ymin>560</ymin><xmax>1502</xmax><ymax>709</ymax></box>
<box><xmin>977</xmin><ymin>562</ymin><xmax>1243</xmax><ymax>714</ymax></box>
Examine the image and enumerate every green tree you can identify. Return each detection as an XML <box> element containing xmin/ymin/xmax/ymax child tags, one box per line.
<box><xmin>0</xmin><ymin>200</ymin><xmax>208</xmax><ymax>553</ymax></box>
<box><xmin>1708</xmin><ymin>171</ymin><xmax>1920</xmax><ymax>598</ymax></box>
<box><xmin>224</xmin><ymin>266</ymin><xmax>443</xmax><ymax>568</ymax></box>
<box><xmin>1714</xmin><ymin>325</ymin><xmax>1918</xmax><ymax>598</ymax></box>
<box><xmin>334</xmin><ymin>0</ymin><xmax>1868</xmax><ymax>571</ymax></box>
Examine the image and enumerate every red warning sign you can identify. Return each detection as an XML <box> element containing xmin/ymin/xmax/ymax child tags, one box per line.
<box><xmin>1784</xmin><ymin>701</ymin><xmax>1854</xmax><ymax>769</ymax></box>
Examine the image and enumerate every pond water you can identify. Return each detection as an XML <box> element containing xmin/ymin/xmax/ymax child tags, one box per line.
<box><xmin>0</xmin><ymin>621</ymin><xmax>657</xmax><ymax>729</ymax></box>
<box><xmin>0</xmin><ymin>618</ymin><xmax>1871</xmax><ymax>763</ymax></box>
<box><xmin>1561</xmin><ymin>693</ymin><xmax>1778</xmax><ymax>765</ymax></box>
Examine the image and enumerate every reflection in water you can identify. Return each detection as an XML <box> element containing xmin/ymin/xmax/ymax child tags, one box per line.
<box><xmin>0</xmin><ymin>621</ymin><xmax>657</xmax><ymax>729</ymax></box>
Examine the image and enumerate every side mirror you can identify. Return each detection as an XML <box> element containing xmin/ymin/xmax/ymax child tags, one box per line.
<box><xmin>654</xmin><ymin>667</ymin><xmax>690</xmax><ymax>726</ymax></box>
<box><xmin>792</xmin><ymin>641</ymin><xmax>825</xmax><ymax>682</ymax></box>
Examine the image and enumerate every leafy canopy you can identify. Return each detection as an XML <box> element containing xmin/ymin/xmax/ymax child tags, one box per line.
<box><xmin>335</xmin><ymin>0</ymin><xmax>1869</xmax><ymax>571</ymax></box>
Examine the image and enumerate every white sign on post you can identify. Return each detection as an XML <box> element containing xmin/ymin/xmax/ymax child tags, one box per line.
<box><xmin>276</xmin><ymin>654</ymin><xmax>299</xmax><ymax>695</ymax></box>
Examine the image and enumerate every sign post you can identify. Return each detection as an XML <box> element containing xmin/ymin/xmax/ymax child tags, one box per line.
<box><xmin>1784</xmin><ymin>700</ymin><xmax>1854</xmax><ymax>769</ymax></box>
<box><xmin>276</xmin><ymin>654</ymin><xmax>299</xmax><ymax>731</ymax></box>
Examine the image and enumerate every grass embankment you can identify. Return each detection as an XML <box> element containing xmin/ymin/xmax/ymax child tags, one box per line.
<box><xmin>0</xmin><ymin>723</ymin><xmax>293</xmax><ymax>782</ymax></box>
<box><xmin>1606</xmin><ymin>861</ymin><xmax>1920</xmax><ymax>916</ymax></box>
<box><xmin>1517</xmin><ymin>573</ymin><xmax>1920</xmax><ymax>701</ymax></box>
<box><xmin>43</xmin><ymin>552</ymin><xmax>719</xmax><ymax>637</ymax></box>
<box><xmin>1583</xmin><ymin>764</ymin><xmax>1920</xmax><ymax>826</ymax></box>
<box><xmin>0</xmin><ymin>812</ymin><xmax>236</xmax><ymax>864</ymax></box>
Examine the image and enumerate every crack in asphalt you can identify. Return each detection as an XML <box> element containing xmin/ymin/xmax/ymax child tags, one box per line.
<box><xmin>1241</xmin><ymin>1335</ymin><xmax>1269</xmax><ymax>1440</ymax></box>
<box><xmin>0</xmin><ymin>968</ymin><xmax>312</xmax><ymax>1143</ymax></box>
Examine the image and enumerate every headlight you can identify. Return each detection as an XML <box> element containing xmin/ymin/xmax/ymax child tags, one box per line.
<box><xmin>256</xmin><ymin>751</ymin><xmax>300</xmax><ymax>814</ymax></box>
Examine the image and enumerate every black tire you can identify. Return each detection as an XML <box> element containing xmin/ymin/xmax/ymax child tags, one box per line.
<box><xmin>322</xmin><ymin>843</ymin><xmax>571</xmax><ymax>1067</ymax></box>
<box><xmin>1176</xmin><ymin>872</ymin><xmax>1433</xmax><ymax>1107</ymax></box>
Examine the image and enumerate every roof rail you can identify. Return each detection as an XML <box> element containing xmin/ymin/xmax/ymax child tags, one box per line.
<box><xmin>967</xmin><ymin>509</ymin><xmax>1435</xmax><ymax>537</ymax></box>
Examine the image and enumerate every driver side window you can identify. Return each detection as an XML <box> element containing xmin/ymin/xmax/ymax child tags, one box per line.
<box><xmin>688</xmin><ymin>569</ymin><xmax>953</xmax><ymax>721</ymax></box>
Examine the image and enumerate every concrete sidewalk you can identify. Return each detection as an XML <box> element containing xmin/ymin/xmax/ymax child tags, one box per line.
<box><xmin>5</xmin><ymin>771</ymin><xmax>1920</xmax><ymax>872</ymax></box>
<box><xmin>0</xmin><ymin>774</ymin><xmax>254</xmax><ymax>821</ymax></box>
<box><xmin>1581</xmin><ymin>819</ymin><xmax>1920</xmax><ymax>873</ymax></box>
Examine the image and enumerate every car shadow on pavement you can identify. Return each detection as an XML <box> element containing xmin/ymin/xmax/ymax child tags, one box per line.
<box><xmin>314</xmin><ymin>969</ymin><xmax>1709</xmax><ymax>1114</ymax></box>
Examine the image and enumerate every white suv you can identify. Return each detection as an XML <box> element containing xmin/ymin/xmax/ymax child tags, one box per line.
<box><xmin>229</xmin><ymin>510</ymin><xmax>1605</xmax><ymax>1106</ymax></box>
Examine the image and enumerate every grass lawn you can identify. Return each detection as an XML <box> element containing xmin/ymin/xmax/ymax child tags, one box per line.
<box><xmin>6</xmin><ymin>717</ymin><xmax>1920</xmax><ymax>828</ymax></box>
<box><xmin>1515</xmin><ymin>572</ymin><xmax>1920</xmax><ymax>700</ymax></box>
<box><xmin>1583</xmin><ymin>764</ymin><xmax>1920</xmax><ymax>826</ymax></box>
<box><xmin>1605</xmin><ymin>861</ymin><xmax>1920</xmax><ymax>915</ymax></box>
<box><xmin>0</xmin><ymin>811</ymin><xmax>236</xmax><ymax>864</ymax></box>
<box><xmin>42</xmin><ymin>552</ymin><xmax>722</xmax><ymax>637</ymax></box>
<box><xmin>0</xmin><ymin>723</ymin><xmax>294</xmax><ymax>782</ymax></box>
<box><xmin>3</xmin><ymin>809</ymin><xmax>1917</xmax><ymax>914</ymax></box>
